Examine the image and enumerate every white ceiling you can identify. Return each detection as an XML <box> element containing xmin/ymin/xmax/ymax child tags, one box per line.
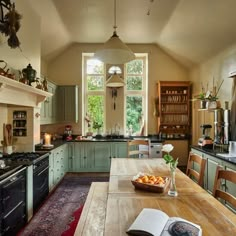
<box><xmin>30</xmin><ymin>0</ymin><xmax>236</xmax><ymax>68</ymax></box>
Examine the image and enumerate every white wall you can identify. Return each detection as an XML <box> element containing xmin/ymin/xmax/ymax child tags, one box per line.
<box><xmin>47</xmin><ymin>43</ymin><xmax>189</xmax><ymax>135</ymax></box>
<box><xmin>190</xmin><ymin>44</ymin><xmax>236</xmax><ymax>144</ymax></box>
<box><xmin>0</xmin><ymin>0</ymin><xmax>41</xmax><ymax>151</ymax></box>
<box><xmin>0</xmin><ymin>0</ymin><xmax>41</xmax><ymax>75</ymax></box>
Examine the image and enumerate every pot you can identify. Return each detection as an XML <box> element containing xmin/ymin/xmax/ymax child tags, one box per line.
<box><xmin>22</xmin><ymin>64</ymin><xmax>36</xmax><ymax>85</ymax></box>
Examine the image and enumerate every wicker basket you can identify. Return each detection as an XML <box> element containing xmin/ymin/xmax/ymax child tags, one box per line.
<box><xmin>131</xmin><ymin>177</ymin><xmax>170</xmax><ymax>193</ymax></box>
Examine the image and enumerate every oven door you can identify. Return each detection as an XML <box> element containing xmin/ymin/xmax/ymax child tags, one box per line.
<box><xmin>0</xmin><ymin>167</ymin><xmax>27</xmax><ymax>236</ymax></box>
<box><xmin>33</xmin><ymin>159</ymin><xmax>49</xmax><ymax>213</ymax></box>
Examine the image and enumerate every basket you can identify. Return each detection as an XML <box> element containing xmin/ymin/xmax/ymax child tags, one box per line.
<box><xmin>131</xmin><ymin>177</ymin><xmax>170</xmax><ymax>193</ymax></box>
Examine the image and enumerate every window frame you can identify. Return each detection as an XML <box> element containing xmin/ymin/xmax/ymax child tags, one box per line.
<box><xmin>82</xmin><ymin>54</ymin><xmax>106</xmax><ymax>135</ymax></box>
<box><xmin>124</xmin><ymin>54</ymin><xmax>148</xmax><ymax>136</ymax></box>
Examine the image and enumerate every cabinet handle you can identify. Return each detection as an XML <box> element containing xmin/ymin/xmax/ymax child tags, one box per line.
<box><xmin>84</xmin><ymin>156</ymin><xmax>86</xmax><ymax>159</ymax></box>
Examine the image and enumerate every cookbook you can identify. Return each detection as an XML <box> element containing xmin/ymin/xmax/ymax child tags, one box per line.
<box><xmin>127</xmin><ymin>208</ymin><xmax>202</xmax><ymax>236</ymax></box>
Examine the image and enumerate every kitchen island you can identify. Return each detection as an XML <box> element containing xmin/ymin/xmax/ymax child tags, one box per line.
<box><xmin>74</xmin><ymin>158</ymin><xmax>236</xmax><ymax>235</ymax></box>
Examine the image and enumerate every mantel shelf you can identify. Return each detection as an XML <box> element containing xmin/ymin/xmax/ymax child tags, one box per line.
<box><xmin>0</xmin><ymin>75</ymin><xmax>53</xmax><ymax>107</ymax></box>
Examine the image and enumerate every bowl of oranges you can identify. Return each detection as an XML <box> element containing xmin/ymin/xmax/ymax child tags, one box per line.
<box><xmin>131</xmin><ymin>172</ymin><xmax>169</xmax><ymax>193</ymax></box>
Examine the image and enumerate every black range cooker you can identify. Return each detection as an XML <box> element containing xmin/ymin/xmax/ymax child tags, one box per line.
<box><xmin>2</xmin><ymin>152</ymin><xmax>50</xmax><ymax>214</ymax></box>
<box><xmin>0</xmin><ymin>163</ymin><xmax>26</xmax><ymax>236</ymax></box>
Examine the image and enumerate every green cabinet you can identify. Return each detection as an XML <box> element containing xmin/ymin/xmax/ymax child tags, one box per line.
<box><xmin>40</xmin><ymin>81</ymin><xmax>57</xmax><ymax>124</ymax></box>
<box><xmin>191</xmin><ymin>147</ymin><xmax>236</xmax><ymax>211</ymax></box>
<box><xmin>93</xmin><ymin>142</ymin><xmax>111</xmax><ymax>171</ymax></box>
<box><xmin>67</xmin><ymin>141</ymin><xmax>128</xmax><ymax>172</ymax></box>
<box><xmin>111</xmin><ymin>142</ymin><xmax>128</xmax><ymax>158</ymax></box>
<box><xmin>73</xmin><ymin>142</ymin><xmax>111</xmax><ymax>172</ymax></box>
<box><xmin>57</xmin><ymin>85</ymin><xmax>79</xmax><ymax>123</ymax></box>
<box><xmin>49</xmin><ymin>144</ymin><xmax>68</xmax><ymax>191</ymax></box>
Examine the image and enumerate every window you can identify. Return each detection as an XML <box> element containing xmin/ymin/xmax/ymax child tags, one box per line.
<box><xmin>83</xmin><ymin>55</ymin><xmax>105</xmax><ymax>134</ymax></box>
<box><xmin>82</xmin><ymin>53</ymin><xmax>148</xmax><ymax>137</ymax></box>
<box><xmin>124</xmin><ymin>55</ymin><xmax>148</xmax><ymax>135</ymax></box>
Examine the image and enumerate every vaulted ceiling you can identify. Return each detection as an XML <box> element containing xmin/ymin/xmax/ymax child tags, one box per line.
<box><xmin>30</xmin><ymin>0</ymin><xmax>236</xmax><ymax>68</ymax></box>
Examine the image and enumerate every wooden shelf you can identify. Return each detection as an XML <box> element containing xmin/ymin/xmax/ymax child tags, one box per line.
<box><xmin>157</xmin><ymin>81</ymin><xmax>191</xmax><ymax>135</ymax></box>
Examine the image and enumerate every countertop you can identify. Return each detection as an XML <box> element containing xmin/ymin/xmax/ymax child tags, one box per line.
<box><xmin>191</xmin><ymin>145</ymin><xmax>236</xmax><ymax>165</ymax></box>
<box><xmin>35</xmin><ymin>136</ymin><xmax>165</xmax><ymax>152</ymax></box>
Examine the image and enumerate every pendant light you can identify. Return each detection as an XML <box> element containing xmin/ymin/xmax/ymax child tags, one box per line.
<box><xmin>94</xmin><ymin>0</ymin><xmax>135</xmax><ymax>64</ymax></box>
<box><xmin>106</xmin><ymin>72</ymin><xmax>125</xmax><ymax>88</ymax></box>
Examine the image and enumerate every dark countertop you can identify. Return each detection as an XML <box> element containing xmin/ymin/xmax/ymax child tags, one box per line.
<box><xmin>191</xmin><ymin>145</ymin><xmax>236</xmax><ymax>165</ymax></box>
<box><xmin>35</xmin><ymin>136</ymin><xmax>165</xmax><ymax>151</ymax></box>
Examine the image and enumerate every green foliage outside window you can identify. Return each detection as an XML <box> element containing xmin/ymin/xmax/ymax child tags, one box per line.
<box><xmin>126</xmin><ymin>96</ymin><xmax>143</xmax><ymax>134</ymax></box>
<box><xmin>88</xmin><ymin>95</ymin><xmax>104</xmax><ymax>132</ymax></box>
<box><xmin>125</xmin><ymin>58</ymin><xmax>145</xmax><ymax>135</ymax></box>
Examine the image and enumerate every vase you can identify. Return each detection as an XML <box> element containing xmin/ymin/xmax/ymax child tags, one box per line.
<box><xmin>168</xmin><ymin>167</ymin><xmax>178</xmax><ymax>196</ymax></box>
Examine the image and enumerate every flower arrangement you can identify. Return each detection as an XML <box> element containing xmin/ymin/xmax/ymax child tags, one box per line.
<box><xmin>197</xmin><ymin>79</ymin><xmax>224</xmax><ymax>102</ymax></box>
<box><xmin>162</xmin><ymin>144</ymin><xmax>178</xmax><ymax>196</ymax></box>
<box><xmin>162</xmin><ymin>144</ymin><xmax>178</xmax><ymax>170</ymax></box>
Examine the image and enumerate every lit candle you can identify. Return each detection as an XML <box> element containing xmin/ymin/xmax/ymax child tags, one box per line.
<box><xmin>44</xmin><ymin>133</ymin><xmax>51</xmax><ymax>146</ymax></box>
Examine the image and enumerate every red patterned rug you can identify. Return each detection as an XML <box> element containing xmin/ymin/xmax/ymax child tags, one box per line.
<box><xmin>61</xmin><ymin>205</ymin><xmax>84</xmax><ymax>236</ymax></box>
<box><xmin>18</xmin><ymin>175</ymin><xmax>109</xmax><ymax>236</ymax></box>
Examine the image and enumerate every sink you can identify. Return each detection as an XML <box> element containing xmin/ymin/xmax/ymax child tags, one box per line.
<box><xmin>216</xmin><ymin>153</ymin><xmax>236</xmax><ymax>158</ymax></box>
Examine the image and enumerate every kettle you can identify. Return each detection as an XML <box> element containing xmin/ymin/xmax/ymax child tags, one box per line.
<box><xmin>22</xmin><ymin>64</ymin><xmax>36</xmax><ymax>85</ymax></box>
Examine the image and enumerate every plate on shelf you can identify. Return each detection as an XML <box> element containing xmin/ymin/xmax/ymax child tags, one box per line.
<box><xmin>131</xmin><ymin>174</ymin><xmax>169</xmax><ymax>193</ymax></box>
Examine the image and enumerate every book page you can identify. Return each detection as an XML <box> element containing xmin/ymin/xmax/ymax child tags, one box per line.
<box><xmin>127</xmin><ymin>208</ymin><xmax>169</xmax><ymax>236</ymax></box>
<box><xmin>160</xmin><ymin>217</ymin><xmax>202</xmax><ymax>236</ymax></box>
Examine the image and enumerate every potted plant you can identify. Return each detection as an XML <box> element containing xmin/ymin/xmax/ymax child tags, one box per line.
<box><xmin>93</xmin><ymin>121</ymin><xmax>103</xmax><ymax>134</ymax></box>
<box><xmin>197</xmin><ymin>92</ymin><xmax>207</xmax><ymax>109</ymax></box>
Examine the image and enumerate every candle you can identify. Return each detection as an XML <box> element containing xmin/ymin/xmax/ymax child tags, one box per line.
<box><xmin>44</xmin><ymin>133</ymin><xmax>51</xmax><ymax>146</ymax></box>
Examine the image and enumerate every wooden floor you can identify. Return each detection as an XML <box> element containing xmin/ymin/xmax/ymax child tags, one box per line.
<box><xmin>66</xmin><ymin>172</ymin><xmax>110</xmax><ymax>177</ymax></box>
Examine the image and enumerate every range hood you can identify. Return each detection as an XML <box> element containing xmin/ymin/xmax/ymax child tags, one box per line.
<box><xmin>0</xmin><ymin>75</ymin><xmax>52</xmax><ymax>107</ymax></box>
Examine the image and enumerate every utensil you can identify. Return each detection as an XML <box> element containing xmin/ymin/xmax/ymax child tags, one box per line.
<box><xmin>5</xmin><ymin>124</ymin><xmax>12</xmax><ymax>146</ymax></box>
<box><xmin>3</xmin><ymin>123</ymin><xmax>9</xmax><ymax>146</ymax></box>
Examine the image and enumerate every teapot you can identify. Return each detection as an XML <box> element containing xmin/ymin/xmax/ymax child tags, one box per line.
<box><xmin>22</xmin><ymin>64</ymin><xmax>36</xmax><ymax>85</ymax></box>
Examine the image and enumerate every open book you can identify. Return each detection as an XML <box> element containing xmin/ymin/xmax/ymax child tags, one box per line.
<box><xmin>127</xmin><ymin>208</ymin><xmax>202</xmax><ymax>236</ymax></box>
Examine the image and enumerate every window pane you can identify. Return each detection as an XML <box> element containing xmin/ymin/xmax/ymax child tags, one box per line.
<box><xmin>86</xmin><ymin>59</ymin><xmax>104</xmax><ymax>74</ymax></box>
<box><xmin>127</xmin><ymin>76</ymin><xmax>142</xmax><ymax>90</ymax></box>
<box><xmin>88</xmin><ymin>95</ymin><xmax>104</xmax><ymax>132</ymax></box>
<box><xmin>126</xmin><ymin>59</ymin><xmax>143</xmax><ymax>74</ymax></box>
<box><xmin>126</xmin><ymin>96</ymin><xmax>143</xmax><ymax>135</ymax></box>
<box><xmin>87</xmin><ymin>75</ymin><xmax>104</xmax><ymax>90</ymax></box>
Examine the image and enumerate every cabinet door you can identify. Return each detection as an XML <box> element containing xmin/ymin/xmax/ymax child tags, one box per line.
<box><xmin>48</xmin><ymin>152</ymin><xmax>54</xmax><ymax>192</ymax></box>
<box><xmin>57</xmin><ymin>86</ymin><xmax>78</xmax><ymax>123</ymax></box>
<box><xmin>74</xmin><ymin>142</ymin><xmax>88</xmax><ymax>172</ymax></box>
<box><xmin>164</xmin><ymin>140</ymin><xmax>189</xmax><ymax>166</ymax></box>
<box><xmin>53</xmin><ymin>148</ymin><xmax>62</xmax><ymax>185</ymax></box>
<box><xmin>206</xmin><ymin>157</ymin><xmax>220</xmax><ymax>194</ymax></box>
<box><xmin>67</xmin><ymin>143</ymin><xmax>75</xmax><ymax>172</ymax></box>
<box><xmin>40</xmin><ymin>81</ymin><xmax>57</xmax><ymax>124</ymax></box>
<box><xmin>111</xmin><ymin>142</ymin><xmax>128</xmax><ymax>158</ymax></box>
<box><xmin>225</xmin><ymin>165</ymin><xmax>236</xmax><ymax>211</ymax></box>
<box><xmin>92</xmin><ymin>142</ymin><xmax>111</xmax><ymax>172</ymax></box>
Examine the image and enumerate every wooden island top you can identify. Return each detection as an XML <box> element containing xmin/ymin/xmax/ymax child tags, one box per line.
<box><xmin>75</xmin><ymin>158</ymin><xmax>236</xmax><ymax>236</ymax></box>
